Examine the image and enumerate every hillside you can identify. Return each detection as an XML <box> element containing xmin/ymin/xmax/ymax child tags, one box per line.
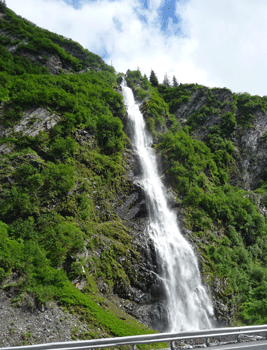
<box><xmin>0</xmin><ymin>4</ymin><xmax>159</xmax><ymax>347</ymax></box>
<box><xmin>127</xmin><ymin>70</ymin><xmax>267</xmax><ymax>326</ymax></box>
<box><xmin>1</xmin><ymin>3</ymin><xmax>267</xmax><ymax>347</ymax></box>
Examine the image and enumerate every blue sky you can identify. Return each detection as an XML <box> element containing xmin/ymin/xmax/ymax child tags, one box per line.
<box><xmin>6</xmin><ymin>0</ymin><xmax>267</xmax><ymax>96</ymax></box>
<box><xmin>160</xmin><ymin>0</ymin><xmax>180</xmax><ymax>32</ymax></box>
<box><xmin>62</xmin><ymin>0</ymin><xmax>81</xmax><ymax>8</ymax></box>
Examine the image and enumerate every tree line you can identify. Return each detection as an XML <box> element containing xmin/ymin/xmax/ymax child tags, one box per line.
<box><xmin>149</xmin><ymin>69</ymin><xmax>179</xmax><ymax>87</ymax></box>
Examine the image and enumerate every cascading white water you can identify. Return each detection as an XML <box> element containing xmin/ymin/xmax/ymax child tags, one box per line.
<box><xmin>122</xmin><ymin>83</ymin><xmax>214</xmax><ymax>332</ymax></box>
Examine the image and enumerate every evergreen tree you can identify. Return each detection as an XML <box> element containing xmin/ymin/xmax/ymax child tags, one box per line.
<box><xmin>163</xmin><ymin>73</ymin><xmax>171</xmax><ymax>87</ymax></box>
<box><xmin>149</xmin><ymin>70</ymin><xmax>159</xmax><ymax>87</ymax></box>
<box><xmin>172</xmin><ymin>75</ymin><xmax>178</xmax><ymax>87</ymax></box>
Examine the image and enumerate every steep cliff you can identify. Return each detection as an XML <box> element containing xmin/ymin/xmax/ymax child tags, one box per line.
<box><xmin>0</xmin><ymin>5</ymin><xmax>160</xmax><ymax>346</ymax></box>
<box><xmin>1</xmin><ymin>4</ymin><xmax>267</xmax><ymax>347</ymax></box>
<box><xmin>127</xmin><ymin>70</ymin><xmax>267</xmax><ymax>326</ymax></box>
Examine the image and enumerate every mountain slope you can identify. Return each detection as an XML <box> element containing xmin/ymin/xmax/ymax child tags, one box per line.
<box><xmin>126</xmin><ymin>70</ymin><xmax>267</xmax><ymax>325</ymax></box>
<box><xmin>2</xmin><ymin>3</ymin><xmax>267</xmax><ymax>346</ymax></box>
<box><xmin>0</xmin><ymin>5</ymin><xmax>160</xmax><ymax>347</ymax></box>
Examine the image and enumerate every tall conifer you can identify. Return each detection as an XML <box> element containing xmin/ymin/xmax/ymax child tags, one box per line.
<box><xmin>173</xmin><ymin>75</ymin><xmax>178</xmax><ymax>87</ymax></box>
<box><xmin>163</xmin><ymin>73</ymin><xmax>171</xmax><ymax>87</ymax></box>
<box><xmin>149</xmin><ymin>70</ymin><xmax>159</xmax><ymax>87</ymax></box>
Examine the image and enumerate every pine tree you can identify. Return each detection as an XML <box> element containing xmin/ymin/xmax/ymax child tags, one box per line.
<box><xmin>172</xmin><ymin>75</ymin><xmax>178</xmax><ymax>87</ymax></box>
<box><xmin>163</xmin><ymin>73</ymin><xmax>171</xmax><ymax>87</ymax></box>
<box><xmin>149</xmin><ymin>70</ymin><xmax>158</xmax><ymax>87</ymax></box>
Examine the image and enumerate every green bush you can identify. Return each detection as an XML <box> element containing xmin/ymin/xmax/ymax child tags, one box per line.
<box><xmin>42</xmin><ymin>163</ymin><xmax>76</xmax><ymax>197</ymax></box>
<box><xmin>49</xmin><ymin>137</ymin><xmax>78</xmax><ymax>159</ymax></box>
<box><xmin>234</xmin><ymin>93</ymin><xmax>267</xmax><ymax>128</ymax></box>
<box><xmin>42</xmin><ymin>222</ymin><xmax>84</xmax><ymax>266</ymax></box>
<box><xmin>97</xmin><ymin>114</ymin><xmax>124</xmax><ymax>154</ymax></box>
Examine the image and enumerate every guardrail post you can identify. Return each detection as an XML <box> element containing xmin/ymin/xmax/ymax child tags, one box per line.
<box><xmin>132</xmin><ymin>345</ymin><xmax>136</xmax><ymax>350</ymax></box>
<box><xmin>206</xmin><ymin>338</ymin><xmax>210</xmax><ymax>347</ymax></box>
<box><xmin>170</xmin><ymin>341</ymin><xmax>175</xmax><ymax>350</ymax></box>
<box><xmin>237</xmin><ymin>334</ymin><xmax>241</xmax><ymax>343</ymax></box>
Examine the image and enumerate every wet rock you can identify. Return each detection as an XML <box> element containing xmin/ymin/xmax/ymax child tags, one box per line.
<box><xmin>115</xmin><ymin>187</ymin><xmax>148</xmax><ymax>221</ymax></box>
<box><xmin>211</xmin><ymin>276</ymin><xmax>235</xmax><ymax>326</ymax></box>
<box><xmin>108</xmin><ymin>146</ymin><xmax>170</xmax><ymax>330</ymax></box>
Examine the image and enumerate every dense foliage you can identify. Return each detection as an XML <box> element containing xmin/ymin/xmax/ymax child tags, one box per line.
<box><xmin>126</xmin><ymin>70</ymin><xmax>168</xmax><ymax>139</ymax></box>
<box><xmin>126</xmin><ymin>70</ymin><xmax>267</xmax><ymax>325</ymax></box>
<box><xmin>0</xmin><ymin>6</ymin><xmax>158</xmax><ymax>342</ymax></box>
<box><xmin>126</xmin><ymin>69</ymin><xmax>151</xmax><ymax>100</ymax></box>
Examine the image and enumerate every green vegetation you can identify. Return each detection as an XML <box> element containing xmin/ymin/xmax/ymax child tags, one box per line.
<box><xmin>0</xmin><ymin>7</ymin><xmax>112</xmax><ymax>75</ymax></box>
<box><xmin>0</xmin><ymin>218</ymin><xmax>150</xmax><ymax>338</ymax></box>
<box><xmin>126</xmin><ymin>70</ymin><xmax>169</xmax><ymax>138</ymax></box>
<box><xmin>126</xmin><ymin>70</ymin><xmax>267</xmax><ymax>325</ymax></box>
<box><xmin>149</xmin><ymin>70</ymin><xmax>158</xmax><ymax>87</ymax></box>
<box><xmin>126</xmin><ymin>69</ymin><xmax>151</xmax><ymax>100</ymax></box>
<box><xmin>2</xmin><ymin>2</ymin><xmax>267</xmax><ymax>338</ymax></box>
<box><xmin>0</xmin><ymin>71</ymin><xmax>124</xmax><ymax>135</ymax></box>
<box><xmin>234</xmin><ymin>93</ymin><xmax>267</xmax><ymax>129</ymax></box>
<box><xmin>0</xmin><ymin>6</ymin><xmax>157</xmax><ymax>342</ymax></box>
<box><xmin>140</xmin><ymin>90</ymin><xmax>168</xmax><ymax>137</ymax></box>
<box><xmin>157</xmin><ymin>83</ymin><xmax>193</xmax><ymax>114</ymax></box>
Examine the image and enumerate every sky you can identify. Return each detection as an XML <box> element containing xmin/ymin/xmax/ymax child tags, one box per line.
<box><xmin>5</xmin><ymin>0</ymin><xmax>267</xmax><ymax>96</ymax></box>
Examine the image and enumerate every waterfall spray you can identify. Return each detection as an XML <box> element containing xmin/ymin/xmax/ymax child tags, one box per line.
<box><xmin>122</xmin><ymin>82</ymin><xmax>214</xmax><ymax>332</ymax></box>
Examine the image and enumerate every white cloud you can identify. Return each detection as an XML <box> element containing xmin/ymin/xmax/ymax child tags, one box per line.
<box><xmin>176</xmin><ymin>0</ymin><xmax>267</xmax><ymax>95</ymax></box>
<box><xmin>6</xmin><ymin>0</ymin><xmax>267</xmax><ymax>95</ymax></box>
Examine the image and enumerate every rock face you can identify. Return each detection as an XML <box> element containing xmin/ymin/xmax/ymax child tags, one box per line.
<box><xmin>18</xmin><ymin>51</ymin><xmax>67</xmax><ymax>75</ymax></box>
<box><xmin>174</xmin><ymin>87</ymin><xmax>267</xmax><ymax>191</ymax></box>
<box><xmin>19</xmin><ymin>51</ymin><xmax>73</xmax><ymax>75</ymax></box>
<box><xmin>114</xmin><ymin>175</ymin><xmax>169</xmax><ymax>331</ymax></box>
<box><xmin>238</xmin><ymin>112</ymin><xmax>267</xmax><ymax>189</ymax></box>
<box><xmin>0</xmin><ymin>108</ymin><xmax>60</xmax><ymax>137</ymax></box>
<box><xmin>0</xmin><ymin>97</ymin><xmax>233</xmax><ymax>334</ymax></box>
<box><xmin>211</xmin><ymin>277</ymin><xmax>236</xmax><ymax>326</ymax></box>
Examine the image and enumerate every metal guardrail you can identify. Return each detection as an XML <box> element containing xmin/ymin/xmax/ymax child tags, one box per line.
<box><xmin>1</xmin><ymin>325</ymin><xmax>267</xmax><ymax>350</ymax></box>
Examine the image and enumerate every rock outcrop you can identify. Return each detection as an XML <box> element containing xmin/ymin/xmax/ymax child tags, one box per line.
<box><xmin>174</xmin><ymin>87</ymin><xmax>267</xmax><ymax>190</ymax></box>
<box><xmin>114</xmin><ymin>176</ymin><xmax>169</xmax><ymax>331</ymax></box>
<box><xmin>0</xmin><ymin>108</ymin><xmax>60</xmax><ymax>138</ymax></box>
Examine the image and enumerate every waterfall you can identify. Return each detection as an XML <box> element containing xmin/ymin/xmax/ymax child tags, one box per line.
<box><xmin>122</xmin><ymin>83</ymin><xmax>214</xmax><ymax>332</ymax></box>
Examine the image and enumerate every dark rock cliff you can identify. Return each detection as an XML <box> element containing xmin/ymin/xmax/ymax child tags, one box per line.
<box><xmin>113</xmin><ymin>147</ymin><xmax>168</xmax><ymax>331</ymax></box>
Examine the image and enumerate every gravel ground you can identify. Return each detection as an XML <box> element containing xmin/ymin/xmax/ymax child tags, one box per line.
<box><xmin>0</xmin><ymin>289</ymin><xmax>90</xmax><ymax>348</ymax></box>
